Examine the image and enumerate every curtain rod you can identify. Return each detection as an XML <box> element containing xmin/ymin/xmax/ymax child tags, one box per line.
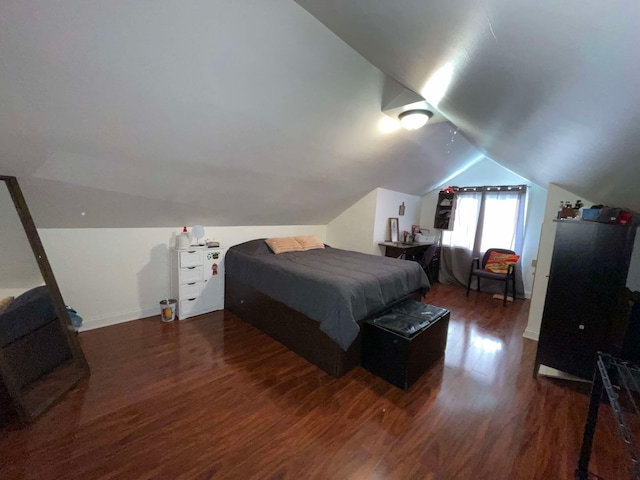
<box><xmin>451</xmin><ymin>185</ymin><xmax>527</xmax><ymax>193</ymax></box>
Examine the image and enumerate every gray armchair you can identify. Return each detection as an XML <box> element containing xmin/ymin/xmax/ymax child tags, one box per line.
<box><xmin>466</xmin><ymin>248</ymin><xmax>517</xmax><ymax>306</ymax></box>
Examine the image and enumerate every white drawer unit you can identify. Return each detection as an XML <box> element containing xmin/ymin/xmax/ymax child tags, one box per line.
<box><xmin>179</xmin><ymin>282</ymin><xmax>202</xmax><ymax>299</ymax></box>
<box><xmin>171</xmin><ymin>246</ymin><xmax>226</xmax><ymax>320</ymax></box>
<box><xmin>179</xmin><ymin>250</ymin><xmax>202</xmax><ymax>267</ymax></box>
<box><xmin>179</xmin><ymin>266</ymin><xmax>203</xmax><ymax>284</ymax></box>
<box><xmin>179</xmin><ymin>298</ymin><xmax>200</xmax><ymax>318</ymax></box>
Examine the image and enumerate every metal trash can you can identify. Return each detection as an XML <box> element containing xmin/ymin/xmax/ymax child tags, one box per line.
<box><xmin>159</xmin><ymin>299</ymin><xmax>177</xmax><ymax>322</ymax></box>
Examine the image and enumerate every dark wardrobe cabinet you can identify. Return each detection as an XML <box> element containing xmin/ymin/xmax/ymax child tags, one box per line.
<box><xmin>534</xmin><ymin>220</ymin><xmax>640</xmax><ymax>380</ymax></box>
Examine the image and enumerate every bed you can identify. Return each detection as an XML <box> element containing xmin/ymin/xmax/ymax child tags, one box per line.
<box><xmin>224</xmin><ymin>239</ymin><xmax>430</xmax><ymax>377</ymax></box>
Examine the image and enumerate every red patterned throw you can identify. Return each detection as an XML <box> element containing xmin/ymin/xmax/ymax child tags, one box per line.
<box><xmin>484</xmin><ymin>251</ymin><xmax>520</xmax><ymax>274</ymax></box>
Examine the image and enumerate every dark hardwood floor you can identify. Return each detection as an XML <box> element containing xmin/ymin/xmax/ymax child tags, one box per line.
<box><xmin>0</xmin><ymin>284</ymin><xmax>632</xmax><ymax>479</ymax></box>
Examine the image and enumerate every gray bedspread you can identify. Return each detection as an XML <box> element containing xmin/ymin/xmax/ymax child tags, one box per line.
<box><xmin>225</xmin><ymin>239</ymin><xmax>430</xmax><ymax>350</ymax></box>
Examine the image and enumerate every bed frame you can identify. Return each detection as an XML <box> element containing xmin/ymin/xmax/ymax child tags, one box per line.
<box><xmin>225</xmin><ymin>275</ymin><xmax>422</xmax><ymax>377</ymax></box>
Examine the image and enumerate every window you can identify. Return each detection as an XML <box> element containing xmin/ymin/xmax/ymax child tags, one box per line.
<box><xmin>439</xmin><ymin>185</ymin><xmax>526</xmax><ymax>292</ymax></box>
<box><xmin>479</xmin><ymin>192</ymin><xmax>521</xmax><ymax>252</ymax></box>
<box><xmin>441</xmin><ymin>192</ymin><xmax>482</xmax><ymax>250</ymax></box>
<box><xmin>441</xmin><ymin>186</ymin><xmax>525</xmax><ymax>255</ymax></box>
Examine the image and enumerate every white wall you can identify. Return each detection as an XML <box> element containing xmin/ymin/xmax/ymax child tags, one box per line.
<box><xmin>326</xmin><ymin>189</ymin><xmax>378</xmax><ymax>255</ymax></box>
<box><xmin>523</xmin><ymin>184</ymin><xmax>596</xmax><ymax>340</ymax></box>
<box><xmin>419</xmin><ymin>190</ymin><xmax>442</xmax><ymax>245</ymax></box>
<box><xmin>0</xmin><ymin>183</ymin><xmax>44</xmax><ymax>298</ymax></box>
<box><xmin>420</xmin><ymin>158</ymin><xmax>547</xmax><ymax>296</ymax></box>
<box><xmin>373</xmin><ymin>188</ymin><xmax>422</xmax><ymax>254</ymax></box>
<box><xmin>40</xmin><ymin>225</ymin><xmax>326</xmax><ymax>331</ymax></box>
<box><xmin>326</xmin><ymin>187</ymin><xmax>422</xmax><ymax>256</ymax></box>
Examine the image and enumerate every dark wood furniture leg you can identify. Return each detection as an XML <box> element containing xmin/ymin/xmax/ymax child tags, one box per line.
<box><xmin>466</xmin><ymin>258</ymin><xmax>479</xmax><ymax>297</ymax></box>
<box><xmin>503</xmin><ymin>276</ymin><xmax>508</xmax><ymax>306</ymax></box>
<box><xmin>575</xmin><ymin>359</ymin><xmax>605</xmax><ymax>479</ymax></box>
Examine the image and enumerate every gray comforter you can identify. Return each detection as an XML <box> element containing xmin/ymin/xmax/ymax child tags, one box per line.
<box><xmin>225</xmin><ymin>240</ymin><xmax>429</xmax><ymax>350</ymax></box>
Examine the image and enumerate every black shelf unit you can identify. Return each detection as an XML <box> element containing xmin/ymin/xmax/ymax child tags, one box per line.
<box><xmin>434</xmin><ymin>190</ymin><xmax>456</xmax><ymax>230</ymax></box>
<box><xmin>576</xmin><ymin>353</ymin><xmax>640</xmax><ymax>480</ymax></box>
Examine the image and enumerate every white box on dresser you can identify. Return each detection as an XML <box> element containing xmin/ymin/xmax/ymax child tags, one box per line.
<box><xmin>171</xmin><ymin>246</ymin><xmax>226</xmax><ymax>320</ymax></box>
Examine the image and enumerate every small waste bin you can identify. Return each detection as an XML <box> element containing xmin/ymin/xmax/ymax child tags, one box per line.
<box><xmin>159</xmin><ymin>299</ymin><xmax>177</xmax><ymax>322</ymax></box>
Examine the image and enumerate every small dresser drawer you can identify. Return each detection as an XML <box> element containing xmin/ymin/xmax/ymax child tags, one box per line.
<box><xmin>180</xmin><ymin>298</ymin><xmax>200</xmax><ymax>318</ymax></box>
<box><xmin>179</xmin><ymin>282</ymin><xmax>203</xmax><ymax>299</ymax></box>
<box><xmin>179</xmin><ymin>250</ymin><xmax>202</xmax><ymax>267</ymax></box>
<box><xmin>179</xmin><ymin>266</ymin><xmax>203</xmax><ymax>284</ymax></box>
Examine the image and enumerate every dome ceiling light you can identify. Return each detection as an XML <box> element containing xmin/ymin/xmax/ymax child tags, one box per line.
<box><xmin>380</xmin><ymin>78</ymin><xmax>445</xmax><ymax>133</ymax></box>
<box><xmin>398</xmin><ymin>109</ymin><xmax>434</xmax><ymax>130</ymax></box>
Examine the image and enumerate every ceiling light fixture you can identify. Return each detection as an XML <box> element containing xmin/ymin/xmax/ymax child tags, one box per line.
<box><xmin>398</xmin><ymin>109</ymin><xmax>433</xmax><ymax>130</ymax></box>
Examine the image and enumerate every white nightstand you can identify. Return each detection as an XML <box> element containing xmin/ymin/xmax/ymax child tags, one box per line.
<box><xmin>171</xmin><ymin>246</ymin><xmax>226</xmax><ymax>320</ymax></box>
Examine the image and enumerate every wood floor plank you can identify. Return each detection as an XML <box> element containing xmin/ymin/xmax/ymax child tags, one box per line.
<box><xmin>0</xmin><ymin>284</ymin><xmax>634</xmax><ymax>479</ymax></box>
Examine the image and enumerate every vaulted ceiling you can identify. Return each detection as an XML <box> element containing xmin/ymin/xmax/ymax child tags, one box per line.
<box><xmin>1</xmin><ymin>1</ymin><xmax>638</xmax><ymax>227</ymax></box>
<box><xmin>296</xmin><ymin>0</ymin><xmax>640</xmax><ymax>212</ymax></box>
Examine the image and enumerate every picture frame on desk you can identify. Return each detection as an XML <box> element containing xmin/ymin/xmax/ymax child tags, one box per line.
<box><xmin>389</xmin><ymin>217</ymin><xmax>399</xmax><ymax>242</ymax></box>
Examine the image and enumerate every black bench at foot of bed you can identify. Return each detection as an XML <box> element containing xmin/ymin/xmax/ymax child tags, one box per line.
<box><xmin>225</xmin><ymin>275</ymin><xmax>423</xmax><ymax>378</ymax></box>
<box><xmin>362</xmin><ymin>303</ymin><xmax>450</xmax><ymax>390</ymax></box>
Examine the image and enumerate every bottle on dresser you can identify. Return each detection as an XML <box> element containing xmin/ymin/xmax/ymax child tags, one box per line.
<box><xmin>175</xmin><ymin>226</ymin><xmax>190</xmax><ymax>250</ymax></box>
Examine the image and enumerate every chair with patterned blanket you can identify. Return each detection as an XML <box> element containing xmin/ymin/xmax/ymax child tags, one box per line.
<box><xmin>466</xmin><ymin>248</ymin><xmax>519</xmax><ymax>306</ymax></box>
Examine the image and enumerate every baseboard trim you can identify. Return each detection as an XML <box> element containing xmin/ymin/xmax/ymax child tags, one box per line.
<box><xmin>80</xmin><ymin>306</ymin><xmax>158</xmax><ymax>332</ymax></box>
<box><xmin>522</xmin><ymin>329</ymin><xmax>539</xmax><ymax>341</ymax></box>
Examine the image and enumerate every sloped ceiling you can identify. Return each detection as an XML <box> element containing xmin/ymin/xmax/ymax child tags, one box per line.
<box><xmin>0</xmin><ymin>0</ymin><xmax>481</xmax><ymax>228</ymax></box>
<box><xmin>295</xmin><ymin>0</ymin><xmax>640</xmax><ymax>212</ymax></box>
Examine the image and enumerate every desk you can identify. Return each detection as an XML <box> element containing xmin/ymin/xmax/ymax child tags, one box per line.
<box><xmin>379</xmin><ymin>242</ymin><xmax>434</xmax><ymax>260</ymax></box>
<box><xmin>379</xmin><ymin>242</ymin><xmax>439</xmax><ymax>283</ymax></box>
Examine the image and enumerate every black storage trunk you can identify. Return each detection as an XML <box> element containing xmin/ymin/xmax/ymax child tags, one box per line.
<box><xmin>362</xmin><ymin>301</ymin><xmax>450</xmax><ymax>390</ymax></box>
